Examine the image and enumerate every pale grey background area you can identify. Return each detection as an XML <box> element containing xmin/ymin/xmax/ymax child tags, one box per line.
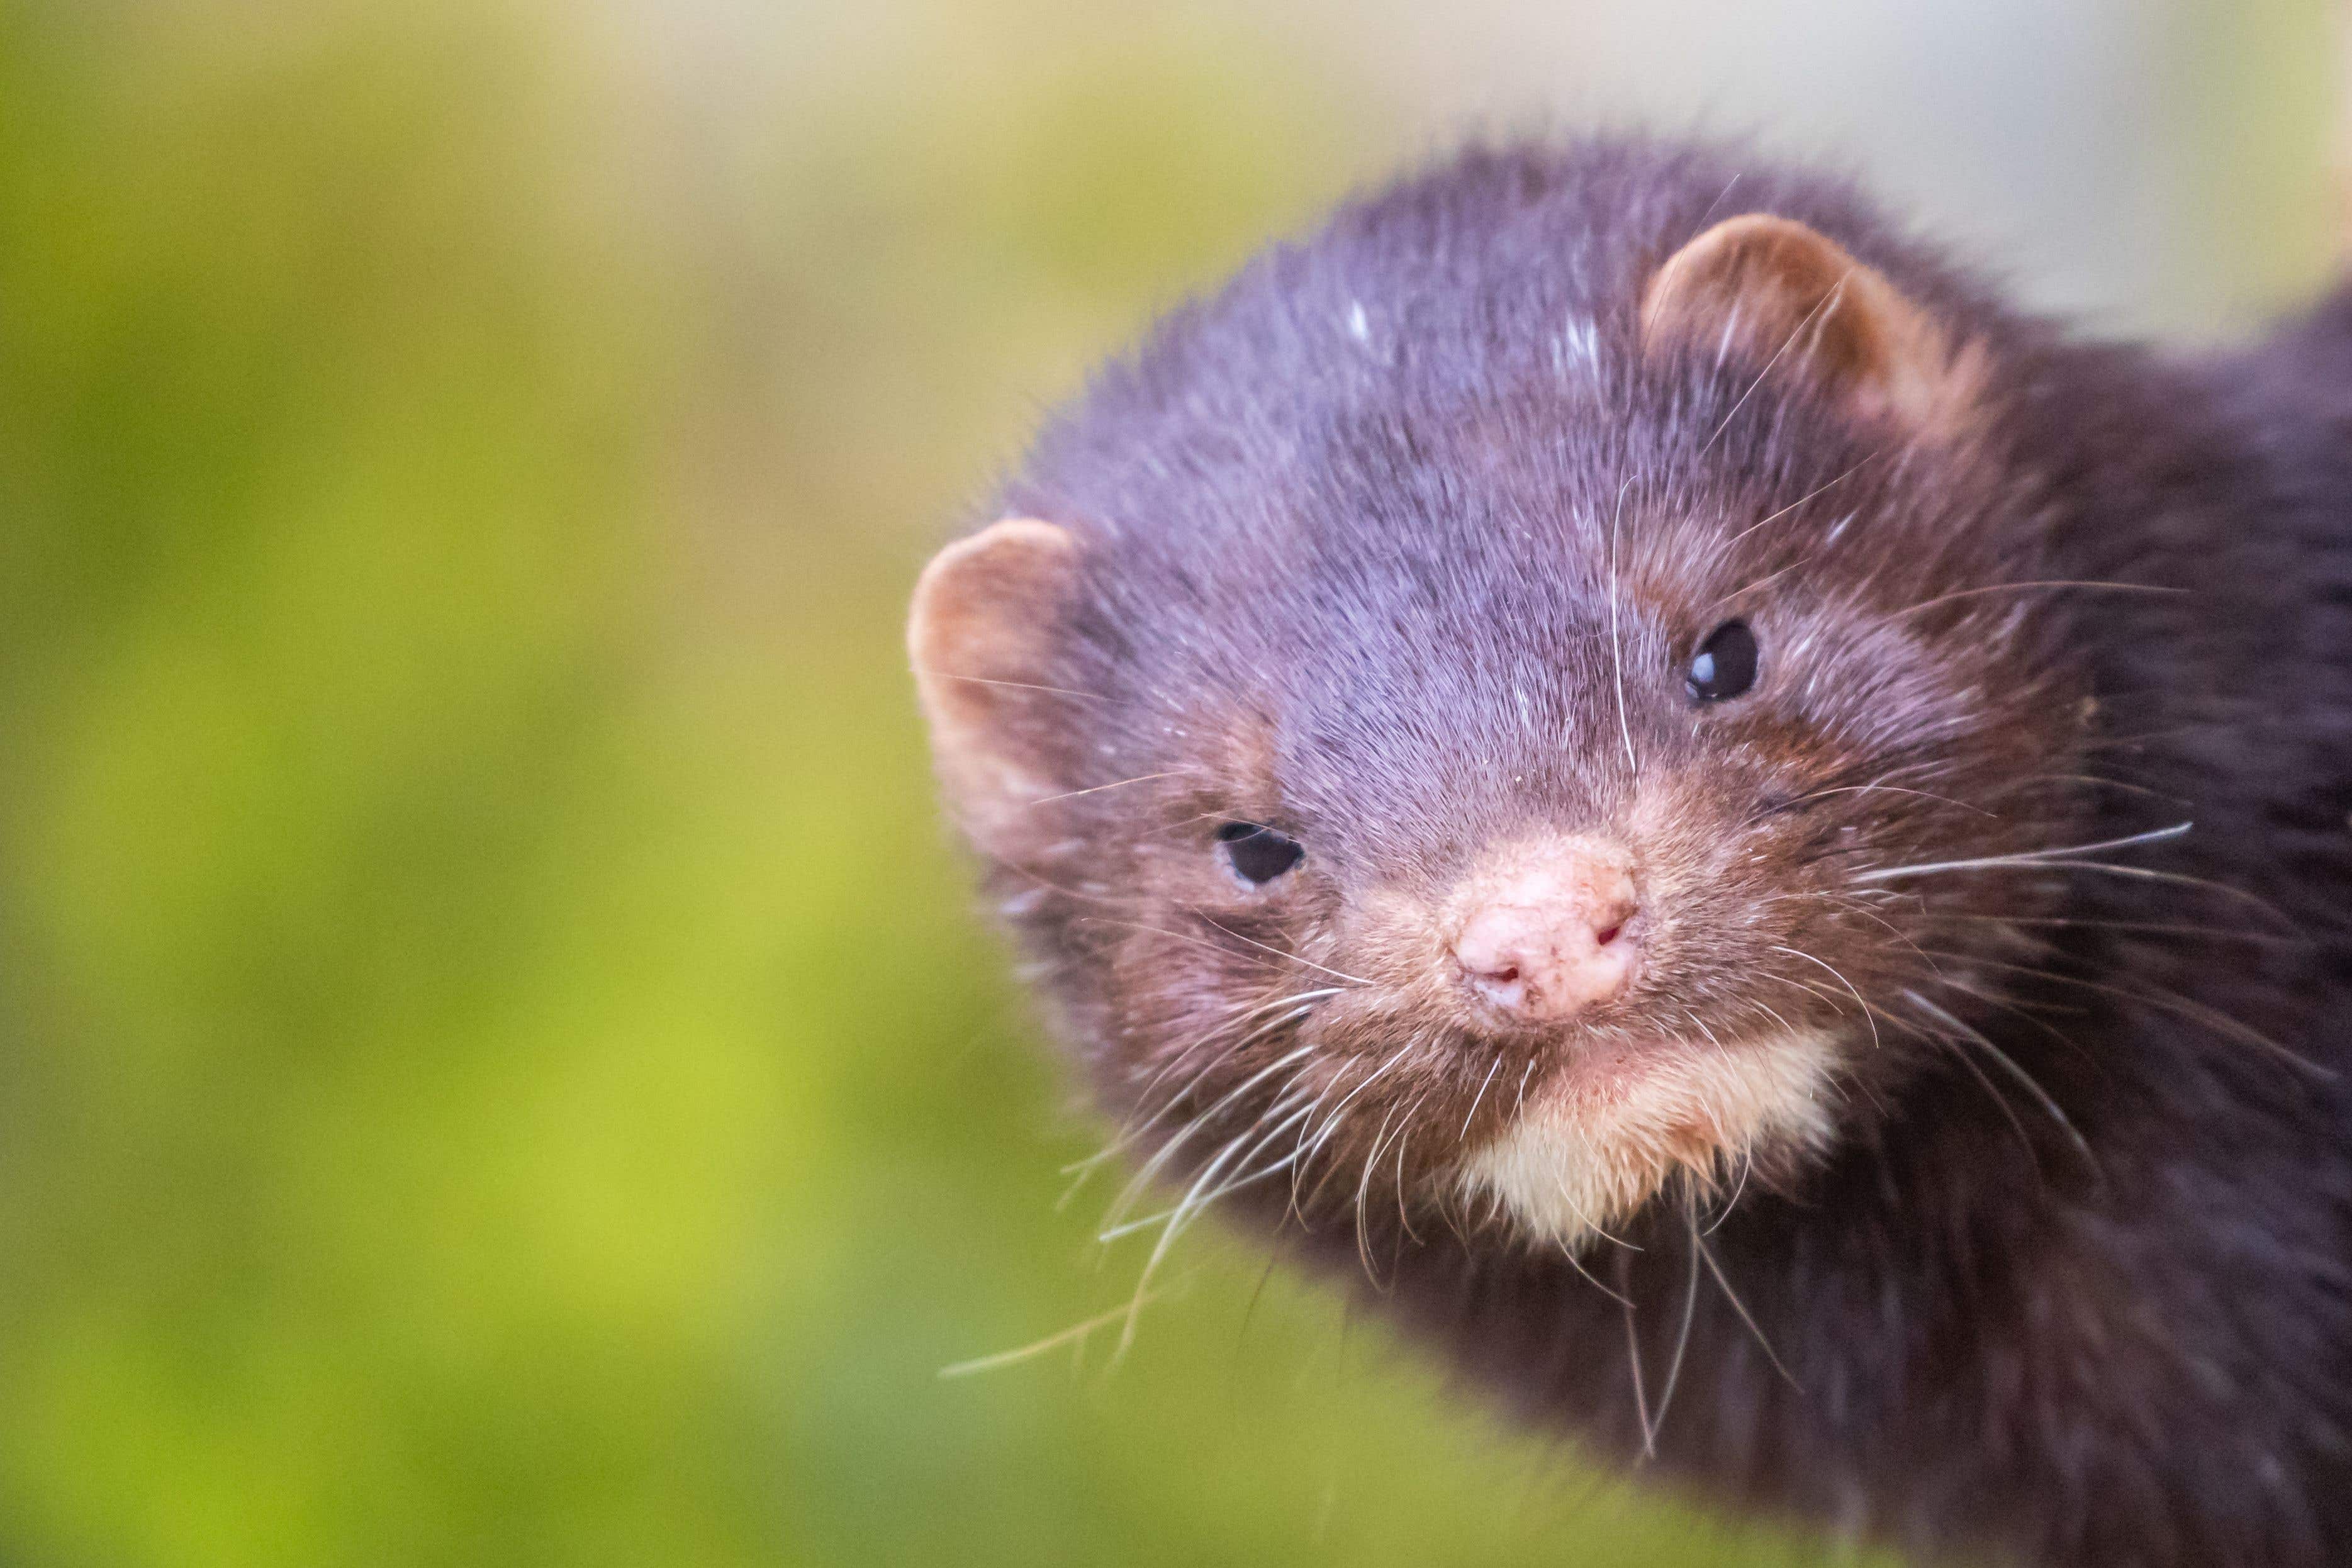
<box><xmin>613</xmin><ymin>0</ymin><xmax>2337</xmax><ymax>340</ymax></box>
<box><xmin>1297</xmin><ymin>0</ymin><xmax>2335</xmax><ymax>336</ymax></box>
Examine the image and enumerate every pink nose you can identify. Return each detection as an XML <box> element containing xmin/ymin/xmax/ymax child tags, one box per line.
<box><xmin>1451</xmin><ymin>847</ymin><xmax>1640</xmax><ymax>1021</ymax></box>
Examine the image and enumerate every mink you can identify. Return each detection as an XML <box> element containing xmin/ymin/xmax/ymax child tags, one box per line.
<box><xmin>905</xmin><ymin>137</ymin><xmax>2352</xmax><ymax>1567</ymax></box>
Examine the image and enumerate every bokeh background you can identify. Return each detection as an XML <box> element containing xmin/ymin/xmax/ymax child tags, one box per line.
<box><xmin>0</xmin><ymin>3</ymin><xmax>2334</xmax><ymax>1564</ymax></box>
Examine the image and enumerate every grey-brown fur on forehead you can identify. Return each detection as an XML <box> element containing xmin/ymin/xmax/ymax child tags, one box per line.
<box><xmin>985</xmin><ymin>138</ymin><xmax>2044</xmax><ymax>868</ymax></box>
<box><xmin>1002</xmin><ymin>137</ymin><xmax>2013</xmax><ymax>537</ymax></box>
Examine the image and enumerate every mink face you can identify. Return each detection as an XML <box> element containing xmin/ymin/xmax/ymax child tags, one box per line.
<box><xmin>990</xmin><ymin>396</ymin><xmax>2086</xmax><ymax>1252</ymax></box>
<box><xmin>911</xmin><ymin>141</ymin><xmax>2352</xmax><ymax>1567</ymax></box>
<box><xmin>916</xmin><ymin>152</ymin><xmax>2091</xmax><ymax>1255</ymax></box>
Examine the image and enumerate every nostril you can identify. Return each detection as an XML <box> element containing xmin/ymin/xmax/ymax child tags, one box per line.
<box><xmin>1593</xmin><ymin>923</ymin><xmax>1623</xmax><ymax>948</ymax></box>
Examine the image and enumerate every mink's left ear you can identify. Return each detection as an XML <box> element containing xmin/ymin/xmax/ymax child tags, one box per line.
<box><xmin>1640</xmin><ymin>213</ymin><xmax>1985</xmax><ymax>437</ymax></box>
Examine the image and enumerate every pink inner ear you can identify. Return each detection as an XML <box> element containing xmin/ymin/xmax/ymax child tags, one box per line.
<box><xmin>907</xmin><ymin>517</ymin><xmax>1081</xmax><ymax>849</ymax></box>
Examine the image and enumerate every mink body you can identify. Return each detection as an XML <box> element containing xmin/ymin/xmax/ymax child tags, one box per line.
<box><xmin>914</xmin><ymin>140</ymin><xmax>2352</xmax><ymax>1567</ymax></box>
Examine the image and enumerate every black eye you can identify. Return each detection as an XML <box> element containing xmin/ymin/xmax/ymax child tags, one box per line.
<box><xmin>1216</xmin><ymin>821</ymin><xmax>1304</xmax><ymax>885</ymax></box>
<box><xmin>1686</xmin><ymin>620</ymin><xmax>1760</xmax><ymax>702</ymax></box>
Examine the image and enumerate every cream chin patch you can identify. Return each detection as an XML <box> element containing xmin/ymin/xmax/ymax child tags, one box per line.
<box><xmin>1461</xmin><ymin>1032</ymin><xmax>1838</xmax><ymax>1253</ymax></box>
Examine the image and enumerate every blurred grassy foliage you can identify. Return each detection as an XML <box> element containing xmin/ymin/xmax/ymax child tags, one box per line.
<box><xmin>0</xmin><ymin>3</ymin><xmax>1890</xmax><ymax>1563</ymax></box>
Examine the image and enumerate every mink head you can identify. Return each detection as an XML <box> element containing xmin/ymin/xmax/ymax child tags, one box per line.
<box><xmin>910</xmin><ymin>143</ymin><xmax>2098</xmax><ymax>1258</ymax></box>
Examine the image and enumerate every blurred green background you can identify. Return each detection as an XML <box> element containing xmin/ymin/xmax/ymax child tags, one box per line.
<box><xmin>0</xmin><ymin>2</ymin><xmax>2331</xmax><ymax>1564</ymax></box>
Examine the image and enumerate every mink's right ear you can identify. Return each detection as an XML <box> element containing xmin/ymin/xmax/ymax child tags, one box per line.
<box><xmin>908</xmin><ymin>518</ymin><xmax>1084</xmax><ymax>858</ymax></box>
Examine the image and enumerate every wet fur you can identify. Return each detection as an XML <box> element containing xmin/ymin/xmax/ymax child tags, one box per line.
<box><xmin>927</xmin><ymin>140</ymin><xmax>2352</xmax><ymax>1565</ymax></box>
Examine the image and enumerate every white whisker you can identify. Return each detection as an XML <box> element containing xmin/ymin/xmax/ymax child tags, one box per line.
<box><xmin>1194</xmin><ymin>916</ymin><xmax>1377</xmax><ymax>987</ymax></box>
<box><xmin>1355</xmin><ymin>1105</ymin><xmax>1404</xmax><ymax>1280</ymax></box>
<box><xmin>1852</xmin><ymin>821</ymin><xmax>2192</xmax><ymax>882</ymax></box>
<box><xmin>913</xmin><ymin>668</ymin><xmax>1104</xmax><ymax>702</ymax></box>
<box><xmin>1905</xmin><ymin>990</ymin><xmax>2097</xmax><ymax>1175</ymax></box>
<box><xmin>1459</xmin><ymin>1052</ymin><xmax>1506</xmax><ymax>1141</ymax></box>
<box><xmin>1391</xmin><ymin>1117</ymin><xmax>1422</xmax><ymax>1243</ymax></box>
<box><xmin>1696</xmin><ymin>1229</ymin><xmax>1796</xmax><ymax>1389</ymax></box>
<box><xmin>1100</xmin><ymin>1043</ymin><xmax>1317</xmax><ymax>1232</ymax></box>
<box><xmin>1645</xmin><ymin>1212</ymin><xmax>1705</xmax><ymax>1448</ymax></box>
<box><xmin>1771</xmin><ymin>944</ymin><xmax>1880</xmax><ymax>1051</ymax></box>
<box><xmin>1700</xmin><ymin>268</ymin><xmax>1852</xmax><ymax>456</ymax></box>
<box><xmin>939</xmin><ymin>1290</ymin><xmax>1173</xmax><ymax>1379</ymax></box>
<box><xmin>1080</xmin><ymin>995</ymin><xmax>1329</xmax><ymax>1177</ymax></box>
<box><xmin>1097</xmin><ymin>1102</ymin><xmax>1318</xmax><ymax>1240</ymax></box>
<box><xmin>1723</xmin><ymin>454</ymin><xmax>1877</xmax><ymax>549</ymax></box>
<box><xmin>1028</xmin><ymin>771</ymin><xmax>1185</xmax><ymax>806</ymax></box>
<box><xmin>1080</xmin><ymin>916</ymin><xmax>1374</xmax><ymax>987</ymax></box>
<box><xmin>1119</xmin><ymin>1119</ymin><xmax>1267</xmax><ymax>1356</ymax></box>
<box><xmin>1887</xmin><ymin>579</ymin><xmax>2185</xmax><ymax>622</ymax></box>
<box><xmin>1622</xmin><ymin>1274</ymin><xmax>1655</xmax><ymax>1459</ymax></box>
<box><xmin>1609</xmin><ymin>476</ymin><xmax>1640</xmax><ymax>776</ymax></box>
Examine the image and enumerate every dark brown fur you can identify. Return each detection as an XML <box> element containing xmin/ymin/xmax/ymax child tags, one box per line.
<box><xmin>914</xmin><ymin>139</ymin><xmax>2352</xmax><ymax>1566</ymax></box>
